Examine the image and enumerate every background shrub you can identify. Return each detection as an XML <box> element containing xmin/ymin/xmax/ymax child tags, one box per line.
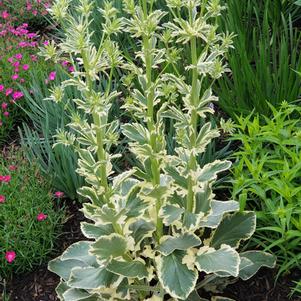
<box><xmin>0</xmin><ymin>146</ymin><xmax>65</xmax><ymax>278</ymax></box>
<box><xmin>231</xmin><ymin>102</ymin><xmax>301</xmax><ymax>276</ymax></box>
<box><xmin>216</xmin><ymin>0</ymin><xmax>301</xmax><ymax>118</ymax></box>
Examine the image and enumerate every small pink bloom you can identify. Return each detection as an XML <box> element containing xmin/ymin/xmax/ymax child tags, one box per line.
<box><xmin>1</xmin><ymin>102</ymin><xmax>7</xmax><ymax>110</ymax></box>
<box><xmin>43</xmin><ymin>40</ymin><xmax>49</xmax><ymax>46</ymax></box>
<box><xmin>11</xmin><ymin>74</ymin><xmax>19</xmax><ymax>80</ymax></box>
<box><xmin>0</xmin><ymin>84</ymin><xmax>4</xmax><ymax>92</ymax></box>
<box><xmin>3</xmin><ymin>111</ymin><xmax>9</xmax><ymax>117</ymax></box>
<box><xmin>15</xmin><ymin>53</ymin><xmax>22</xmax><ymax>60</ymax></box>
<box><xmin>48</xmin><ymin>71</ymin><xmax>56</xmax><ymax>81</ymax></box>
<box><xmin>0</xmin><ymin>195</ymin><xmax>5</xmax><ymax>203</ymax></box>
<box><xmin>12</xmin><ymin>91</ymin><xmax>24</xmax><ymax>100</ymax></box>
<box><xmin>30</xmin><ymin>54</ymin><xmax>38</xmax><ymax>62</ymax></box>
<box><xmin>22</xmin><ymin>64</ymin><xmax>29</xmax><ymax>71</ymax></box>
<box><xmin>5</xmin><ymin>251</ymin><xmax>16</xmax><ymax>263</ymax></box>
<box><xmin>7</xmin><ymin>57</ymin><xmax>13</xmax><ymax>63</ymax></box>
<box><xmin>1</xmin><ymin>11</ymin><xmax>9</xmax><ymax>19</ymax></box>
<box><xmin>9</xmin><ymin>165</ymin><xmax>17</xmax><ymax>171</ymax></box>
<box><xmin>54</xmin><ymin>191</ymin><xmax>64</xmax><ymax>198</ymax></box>
<box><xmin>5</xmin><ymin>88</ymin><xmax>13</xmax><ymax>96</ymax></box>
<box><xmin>0</xmin><ymin>175</ymin><xmax>11</xmax><ymax>183</ymax></box>
<box><xmin>37</xmin><ymin>213</ymin><xmax>47</xmax><ymax>221</ymax></box>
<box><xmin>32</xmin><ymin>10</ymin><xmax>38</xmax><ymax>16</ymax></box>
<box><xmin>68</xmin><ymin>66</ymin><xmax>75</xmax><ymax>72</ymax></box>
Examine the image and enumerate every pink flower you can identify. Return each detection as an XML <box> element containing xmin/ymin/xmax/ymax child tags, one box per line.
<box><xmin>1</xmin><ymin>102</ymin><xmax>7</xmax><ymax>110</ymax></box>
<box><xmin>15</xmin><ymin>53</ymin><xmax>23</xmax><ymax>60</ymax></box>
<box><xmin>3</xmin><ymin>111</ymin><xmax>9</xmax><ymax>117</ymax></box>
<box><xmin>5</xmin><ymin>88</ymin><xmax>12</xmax><ymax>96</ymax></box>
<box><xmin>9</xmin><ymin>165</ymin><xmax>17</xmax><ymax>171</ymax></box>
<box><xmin>22</xmin><ymin>64</ymin><xmax>29</xmax><ymax>71</ymax></box>
<box><xmin>5</xmin><ymin>251</ymin><xmax>16</xmax><ymax>263</ymax></box>
<box><xmin>37</xmin><ymin>213</ymin><xmax>47</xmax><ymax>221</ymax></box>
<box><xmin>0</xmin><ymin>195</ymin><xmax>5</xmax><ymax>203</ymax></box>
<box><xmin>54</xmin><ymin>191</ymin><xmax>64</xmax><ymax>198</ymax></box>
<box><xmin>68</xmin><ymin>66</ymin><xmax>75</xmax><ymax>72</ymax></box>
<box><xmin>11</xmin><ymin>74</ymin><xmax>19</xmax><ymax>80</ymax></box>
<box><xmin>30</xmin><ymin>55</ymin><xmax>38</xmax><ymax>62</ymax></box>
<box><xmin>0</xmin><ymin>84</ymin><xmax>4</xmax><ymax>92</ymax></box>
<box><xmin>1</xmin><ymin>11</ymin><xmax>9</xmax><ymax>19</ymax></box>
<box><xmin>0</xmin><ymin>175</ymin><xmax>11</xmax><ymax>183</ymax></box>
<box><xmin>48</xmin><ymin>71</ymin><xmax>56</xmax><ymax>81</ymax></box>
<box><xmin>32</xmin><ymin>10</ymin><xmax>38</xmax><ymax>16</ymax></box>
<box><xmin>43</xmin><ymin>40</ymin><xmax>49</xmax><ymax>46</ymax></box>
<box><xmin>12</xmin><ymin>91</ymin><xmax>23</xmax><ymax>100</ymax></box>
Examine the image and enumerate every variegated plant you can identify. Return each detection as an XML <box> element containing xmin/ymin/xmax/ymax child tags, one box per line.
<box><xmin>44</xmin><ymin>0</ymin><xmax>275</xmax><ymax>300</ymax></box>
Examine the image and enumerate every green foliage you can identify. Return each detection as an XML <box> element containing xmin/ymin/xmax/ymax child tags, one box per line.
<box><xmin>216</xmin><ymin>0</ymin><xmax>301</xmax><ymax>118</ymax></box>
<box><xmin>18</xmin><ymin>69</ymin><xmax>84</xmax><ymax>200</ymax></box>
<box><xmin>0</xmin><ymin>147</ymin><xmax>65</xmax><ymax>278</ymax></box>
<box><xmin>44</xmin><ymin>0</ymin><xmax>275</xmax><ymax>300</ymax></box>
<box><xmin>231</xmin><ymin>102</ymin><xmax>301</xmax><ymax>276</ymax></box>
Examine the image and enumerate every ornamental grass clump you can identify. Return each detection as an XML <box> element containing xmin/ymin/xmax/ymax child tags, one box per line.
<box><xmin>46</xmin><ymin>1</ymin><xmax>275</xmax><ymax>300</ymax></box>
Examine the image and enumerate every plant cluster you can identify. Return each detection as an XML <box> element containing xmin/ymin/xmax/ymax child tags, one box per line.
<box><xmin>42</xmin><ymin>1</ymin><xmax>275</xmax><ymax>300</ymax></box>
<box><xmin>0</xmin><ymin>6</ymin><xmax>53</xmax><ymax>143</ymax></box>
<box><xmin>216</xmin><ymin>0</ymin><xmax>301</xmax><ymax>118</ymax></box>
<box><xmin>0</xmin><ymin>147</ymin><xmax>65</xmax><ymax>278</ymax></box>
<box><xmin>231</xmin><ymin>102</ymin><xmax>301</xmax><ymax>277</ymax></box>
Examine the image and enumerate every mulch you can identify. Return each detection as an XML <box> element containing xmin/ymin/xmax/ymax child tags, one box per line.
<box><xmin>1</xmin><ymin>200</ymin><xmax>301</xmax><ymax>301</ymax></box>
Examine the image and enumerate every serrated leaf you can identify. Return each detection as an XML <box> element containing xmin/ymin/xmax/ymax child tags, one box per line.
<box><xmin>61</xmin><ymin>241</ymin><xmax>97</xmax><ymax>266</ymax></box>
<box><xmin>128</xmin><ymin>219</ymin><xmax>156</xmax><ymax>246</ymax></box>
<box><xmin>68</xmin><ymin>267</ymin><xmax>119</xmax><ymax>289</ymax></box>
<box><xmin>107</xmin><ymin>259</ymin><xmax>148</xmax><ymax>279</ymax></box>
<box><xmin>239</xmin><ymin>251</ymin><xmax>276</xmax><ymax>280</ymax></box>
<box><xmin>80</xmin><ymin>222</ymin><xmax>115</xmax><ymax>239</ymax></box>
<box><xmin>156</xmin><ymin>250</ymin><xmax>198</xmax><ymax>300</ymax></box>
<box><xmin>158</xmin><ymin>233</ymin><xmax>201</xmax><ymax>256</ymax></box>
<box><xmin>195</xmin><ymin>245</ymin><xmax>240</xmax><ymax>277</ymax></box>
<box><xmin>197</xmin><ymin>161</ymin><xmax>231</xmax><ymax>182</ymax></box>
<box><xmin>48</xmin><ymin>258</ymin><xmax>88</xmax><ymax>281</ymax></box>
<box><xmin>210</xmin><ymin>212</ymin><xmax>256</xmax><ymax>248</ymax></box>
<box><xmin>159</xmin><ymin>203</ymin><xmax>185</xmax><ymax>226</ymax></box>
<box><xmin>90</xmin><ymin>233</ymin><xmax>128</xmax><ymax>260</ymax></box>
<box><xmin>200</xmin><ymin>200</ymin><xmax>239</xmax><ymax>228</ymax></box>
<box><xmin>63</xmin><ymin>288</ymin><xmax>98</xmax><ymax>301</ymax></box>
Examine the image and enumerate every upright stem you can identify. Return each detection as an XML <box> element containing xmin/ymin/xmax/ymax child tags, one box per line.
<box><xmin>81</xmin><ymin>50</ymin><xmax>110</xmax><ymax>202</ymax></box>
<box><xmin>186</xmin><ymin>36</ymin><xmax>198</xmax><ymax>213</ymax></box>
<box><xmin>142</xmin><ymin>0</ymin><xmax>163</xmax><ymax>241</ymax></box>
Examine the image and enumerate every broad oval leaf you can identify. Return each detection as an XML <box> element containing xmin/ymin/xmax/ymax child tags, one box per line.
<box><xmin>210</xmin><ymin>212</ymin><xmax>256</xmax><ymax>248</ymax></box>
<box><xmin>158</xmin><ymin>233</ymin><xmax>202</xmax><ymax>256</ymax></box>
<box><xmin>239</xmin><ymin>251</ymin><xmax>276</xmax><ymax>280</ymax></box>
<box><xmin>80</xmin><ymin>222</ymin><xmax>115</xmax><ymax>239</ymax></box>
<box><xmin>107</xmin><ymin>259</ymin><xmax>148</xmax><ymax>279</ymax></box>
<box><xmin>68</xmin><ymin>266</ymin><xmax>119</xmax><ymax>289</ymax></box>
<box><xmin>156</xmin><ymin>250</ymin><xmax>198</xmax><ymax>300</ymax></box>
<box><xmin>90</xmin><ymin>233</ymin><xmax>128</xmax><ymax>260</ymax></box>
<box><xmin>195</xmin><ymin>245</ymin><xmax>240</xmax><ymax>277</ymax></box>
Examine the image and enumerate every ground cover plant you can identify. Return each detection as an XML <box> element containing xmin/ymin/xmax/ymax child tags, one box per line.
<box><xmin>42</xmin><ymin>0</ymin><xmax>276</xmax><ymax>300</ymax></box>
<box><xmin>0</xmin><ymin>146</ymin><xmax>65</xmax><ymax>278</ymax></box>
<box><xmin>0</xmin><ymin>4</ymin><xmax>53</xmax><ymax>144</ymax></box>
<box><xmin>231</xmin><ymin>102</ymin><xmax>301</xmax><ymax>287</ymax></box>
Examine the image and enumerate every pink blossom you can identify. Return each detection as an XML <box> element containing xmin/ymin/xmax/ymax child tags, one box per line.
<box><xmin>22</xmin><ymin>64</ymin><xmax>29</xmax><ymax>71</ymax></box>
<box><xmin>1</xmin><ymin>11</ymin><xmax>9</xmax><ymax>19</ymax></box>
<box><xmin>5</xmin><ymin>88</ymin><xmax>13</xmax><ymax>96</ymax></box>
<box><xmin>5</xmin><ymin>251</ymin><xmax>16</xmax><ymax>263</ymax></box>
<box><xmin>37</xmin><ymin>213</ymin><xmax>47</xmax><ymax>221</ymax></box>
<box><xmin>9</xmin><ymin>165</ymin><xmax>17</xmax><ymax>171</ymax></box>
<box><xmin>0</xmin><ymin>175</ymin><xmax>11</xmax><ymax>183</ymax></box>
<box><xmin>1</xmin><ymin>102</ymin><xmax>7</xmax><ymax>110</ymax></box>
<box><xmin>3</xmin><ymin>111</ymin><xmax>9</xmax><ymax>117</ymax></box>
<box><xmin>0</xmin><ymin>85</ymin><xmax>4</xmax><ymax>92</ymax></box>
<box><xmin>12</xmin><ymin>91</ymin><xmax>24</xmax><ymax>100</ymax></box>
<box><xmin>15</xmin><ymin>53</ymin><xmax>23</xmax><ymax>60</ymax></box>
<box><xmin>48</xmin><ymin>71</ymin><xmax>56</xmax><ymax>81</ymax></box>
<box><xmin>30</xmin><ymin>54</ymin><xmax>37</xmax><ymax>62</ymax></box>
<box><xmin>43</xmin><ymin>40</ymin><xmax>49</xmax><ymax>46</ymax></box>
<box><xmin>54</xmin><ymin>191</ymin><xmax>64</xmax><ymax>198</ymax></box>
<box><xmin>11</xmin><ymin>74</ymin><xmax>19</xmax><ymax>80</ymax></box>
<box><xmin>0</xmin><ymin>195</ymin><xmax>5</xmax><ymax>203</ymax></box>
<box><xmin>68</xmin><ymin>66</ymin><xmax>75</xmax><ymax>72</ymax></box>
<box><xmin>32</xmin><ymin>10</ymin><xmax>38</xmax><ymax>16</ymax></box>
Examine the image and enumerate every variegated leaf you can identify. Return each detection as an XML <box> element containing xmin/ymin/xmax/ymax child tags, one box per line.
<box><xmin>107</xmin><ymin>259</ymin><xmax>148</xmax><ymax>279</ymax></box>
